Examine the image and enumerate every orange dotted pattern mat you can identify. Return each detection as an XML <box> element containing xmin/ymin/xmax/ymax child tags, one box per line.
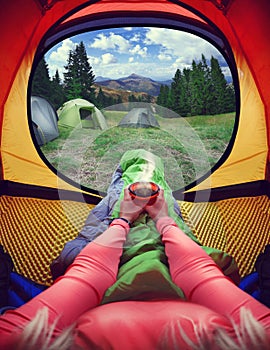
<box><xmin>180</xmin><ymin>195</ymin><xmax>270</xmax><ymax>276</ymax></box>
<box><xmin>0</xmin><ymin>196</ymin><xmax>94</xmax><ymax>285</ymax></box>
<box><xmin>1</xmin><ymin>195</ymin><xmax>269</xmax><ymax>285</ymax></box>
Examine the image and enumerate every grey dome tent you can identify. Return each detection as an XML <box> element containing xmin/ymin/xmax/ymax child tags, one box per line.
<box><xmin>31</xmin><ymin>96</ymin><xmax>59</xmax><ymax>146</ymax></box>
<box><xmin>57</xmin><ymin>98</ymin><xmax>107</xmax><ymax>130</ymax></box>
<box><xmin>119</xmin><ymin>108</ymin><xmax>160</xmax><ymax>128</ymax></box>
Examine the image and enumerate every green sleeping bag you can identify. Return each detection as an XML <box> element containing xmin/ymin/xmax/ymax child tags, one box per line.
<box><xmin>102</xmin><ymin>149</ymin><xmax>239</xmax><ymax>303</ymax></box>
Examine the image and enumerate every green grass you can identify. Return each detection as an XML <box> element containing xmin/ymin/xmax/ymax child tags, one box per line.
<box><xmin>40</xmin><ymin>112</ymin><xmax>235</xmax><ymax>192</ymax></box>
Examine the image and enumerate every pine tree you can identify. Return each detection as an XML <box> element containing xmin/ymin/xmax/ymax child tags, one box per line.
<box><xmin>170</xmin><ymin>69</ymin><xmax>184</xmax><ymax>116</ymax></box>
<box><xmin>50</xmin><ymin>69</ymin><xmax>65</xmax><ymax>109</ymax></box>
<box><xmin>32</xmin><ymin>57</ymin><xmax>52</xmax><ymax>101</ymax></box>
<box><xmin>209</xmin><ymin>56</ymin><xmax>228</xmax><ymax>114</ymax></box>
<box><xmin>157</xmin><ymin>84</ymin><xmax>171</xmax><ymax>108</ymax></box>
<box><xmin>96</xmin><ymin>87</ymin><xmax>106</xmax><ymax>108</ymax></box>
<box><xmin>181</xmin><ymin>68</ymin><xmax>192</xmax><ymax>116</ymax></box>
<box><xmin>63</xmin><ymin>41</ymin><xmax>95</xmax><ymax>102</ymax></box>
<box><xmin>118</xmin><ymin>95</ymin><xmax>123</xmax><ymax>104</ymax></box>
<box><xmin>190</xmin><ymin>60</ymin><xmax>205</xmax><ymax>115</ymax></box>
<box><xmin>128</xmin><ymin>94</ymin><xmax>138</xmax><ymax>110</ymax></box>
<box><xmin>156</xmin><ymin>55</ymin><xmax>235</xmax><ymax>116</ymax></box>
<box><xmin>76</xmin><ymin>41</ymin><xmax>95</xmax><ymax>101</ymax></box>
<box><xmin>143</xmin><ymin>94</ymin><xmax>152</xmax><ymax>103</ymax></box>
<box><xmin>128</xmin><ymin>94</ymin><xmax>137</xmax><ymax>102</ymax></box>
<box><xmin>64</xmin><ymin>50</ymin><xmax>81</xmax><ymax>99</ymax></box>
<box><xmin>115</xmin><ymin>95</ymin><xmax>123</xmax><ymax>105</ymax></box>
<box><xmin>200</xmin><ymin>54</ymin><xmax>212</xmax><ymax>115</ymax></box>
<box><xmin>224</xmin><ymin>83</ymin><xmax>236</xmax><ymax>112</ymax></box>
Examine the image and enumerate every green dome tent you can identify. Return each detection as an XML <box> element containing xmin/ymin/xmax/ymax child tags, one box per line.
<box><xmin>58</xmin><ymin>98</ymin><xmax>108</xmax><ymax>129</ymax></box>
<box><xmin>0</xmin><ymin>0</ymin><xmax>269</xmax><ymax>290</ymax></box>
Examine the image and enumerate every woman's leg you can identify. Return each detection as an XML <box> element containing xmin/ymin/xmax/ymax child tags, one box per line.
<box><xmin>157</xmin><ymin>217</ymin><xmax>270</xmax><ymax>332</ymax></box>
<box><xmin>0</xmin><ymin>222</ymin><xmax>128</xmax><ymax>346</ymax></box>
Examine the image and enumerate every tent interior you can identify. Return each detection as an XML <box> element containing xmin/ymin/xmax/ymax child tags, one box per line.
<box><xmin>0</xmin><ymin>0</ymin><xmax>270</xmax><ymax>305</ymax></box>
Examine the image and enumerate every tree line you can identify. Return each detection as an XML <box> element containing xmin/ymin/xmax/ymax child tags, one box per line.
<box><xmin>157</xmin><ymin>54</ymin><xmax>235</xmax><ymax>116</ymax></box>
<box><xmin>32</xmin><ymin>41</ymin><xmax>235</xmax><ymax>116</ymax></box>
<box><xmin>32</xmin><ymin>41</ymin><xmax>122</xmax><ymax>110</ymax></box>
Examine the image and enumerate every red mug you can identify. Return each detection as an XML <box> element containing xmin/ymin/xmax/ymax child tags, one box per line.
<box><xmin>128</xmin><ymin>181</ymin><xmax>160</xmax><ymax>205</ymax></box>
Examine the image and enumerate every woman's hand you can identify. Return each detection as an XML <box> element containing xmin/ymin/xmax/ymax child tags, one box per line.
<box><xmin>119</xmin><ymin>188</ymin><xmax>145</xmax><ymax>224</ymax></box>
<box><xmin>145</xmin><ymin>189</ymin><xmax>169</xmax><ymax>222</ymax></box>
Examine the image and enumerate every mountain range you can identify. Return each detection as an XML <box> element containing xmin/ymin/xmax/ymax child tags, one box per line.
<box><xmin>95</xmin><ymin>73</ymin><xmax>171</xmax><ymax>96</ymax></box>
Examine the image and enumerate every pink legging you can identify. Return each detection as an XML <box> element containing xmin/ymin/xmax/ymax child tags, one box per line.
<box><xmin>157</xmin><ymin>217</ymin><xmax>270</xmax><ymax>332</ymax></box>
<box><xmin>0</xmin><ymin>219</ymin><xmax>129</xmax><ymax>346</ymax></box>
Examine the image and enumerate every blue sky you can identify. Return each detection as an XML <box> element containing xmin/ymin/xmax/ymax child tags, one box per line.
<box><xmin>46</xmin><ymin>27</ymin><xmax>231</xmax><ymax>81</ymax></box>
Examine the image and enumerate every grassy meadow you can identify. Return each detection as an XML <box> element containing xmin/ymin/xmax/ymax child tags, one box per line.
<box><xmin>41</xmin><ymin>111</ymin><xmax>235</xmax><ymax>192</ymax></box>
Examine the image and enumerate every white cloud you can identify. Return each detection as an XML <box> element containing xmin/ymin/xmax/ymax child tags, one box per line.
<box><xmin>90</xmin><ymin>33</ymin><xmax>130</xmax><ymax>53</ymax></box>
<box><xmin>158</xmin><ymin>53</ymin><xmax>172</xmax><ymax>61</ymax></box>
<box><xmin>45</xmin><ymin>27</ymin><xmax>229</xmax><ymax>82</ymax></box>
<box><xmin>171</xmin><ymin>57</ymin><xmax>187</xmax><ymax>70</ymax></box>
<box><xmin>130</xmin><ymin>33</ymin><xmax>141</xmax><ymax>42</ymax></box>
<box><xmin>46</xmin><ymin>38</ymin><xmax>77</xmax><ymax>77</ymax></box>
<box><xmin>129</xmin><ymin>44</ymin><xmax>148</xmax><ymax>57</ymax></box>
<box><xmin>88</xmin><ymin>56</ymin><xmax>100</xmax><ymax>65</ymax></box>
<box><xmin>49</xmin><ymin>38</ymin><xmax>76</xmax><ymax>63</ymax></box>
<box><xmin>145</xmin><ymin>28</ymin><xmax>219</xmax><ymax>66</ymax></box>
<box><xmin>101</xmin><ymin>53</ymin><xmax>117</xmax><ymax>64</ymax></box>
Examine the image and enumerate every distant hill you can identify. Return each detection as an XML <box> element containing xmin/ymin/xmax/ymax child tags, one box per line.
<box><xmin>158</xmin><ymin>79</ymin><xmax>173</xmax><ymax>86</ymax></box>
<box><xmin>93</xmin><ymin>83</ymin><xmax>156</xmax><ymax>104</ymax></box>
<box><xmin>95</xmin><ymin>76</ymin><xmax>111</xmax><ymax>82</ymax></box>
<box><xmin>96</xmin><ymin>73</ymin><xmax>169</xmax><ymax>96</ymax></box>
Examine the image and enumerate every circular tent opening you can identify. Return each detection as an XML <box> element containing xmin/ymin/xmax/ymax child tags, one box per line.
<box><xmin>29</xmin><ymin>6</ymin><xmax>238</xmax><ymax>197</ymax></box>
